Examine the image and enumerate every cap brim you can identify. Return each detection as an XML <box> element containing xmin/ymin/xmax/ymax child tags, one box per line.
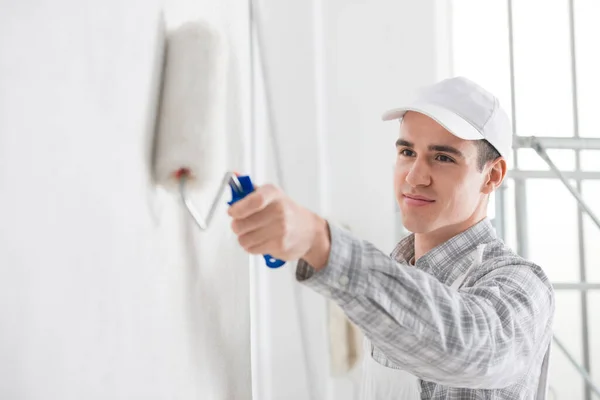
<box><xmin>381</xmin><ymin>102</ymin><xmax>484</xmax><ymax>141</ymax></box>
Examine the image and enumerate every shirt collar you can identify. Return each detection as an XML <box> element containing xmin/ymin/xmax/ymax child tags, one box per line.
<box><xmin>391</xmin><ymin>218</ymin><xmax>497</xmax><ymax>281</ymax></box>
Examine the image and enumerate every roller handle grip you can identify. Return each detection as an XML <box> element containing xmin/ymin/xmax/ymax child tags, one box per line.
<box><xmin>227</xmin><ymin>175</ymin><xmax>286</xmax><ymax>269</ymax></box>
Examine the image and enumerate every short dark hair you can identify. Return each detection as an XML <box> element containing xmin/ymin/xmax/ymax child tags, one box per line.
<box><xmin>474</xmin><ymin>139</ymin><xmax>501</xmax><ymax>171</ymax></box>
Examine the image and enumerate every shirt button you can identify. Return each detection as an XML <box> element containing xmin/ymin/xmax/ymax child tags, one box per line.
<box><xmin>339</xmin><ymin>276</ymin><xmax>350</xmax><ymax>287</ymax></box>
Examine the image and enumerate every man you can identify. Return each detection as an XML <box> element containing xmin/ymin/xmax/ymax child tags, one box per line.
<box><xmin>228</xmin><ymin>77</ymin><xmax>555</xmax><ymax>399</ymax></box>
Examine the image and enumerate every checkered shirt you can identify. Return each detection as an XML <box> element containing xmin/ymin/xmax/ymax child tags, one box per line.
<box><xmin>296</xmin><ymin>218</ymin><xmax>555</xmax><ymax>399</ymax></box>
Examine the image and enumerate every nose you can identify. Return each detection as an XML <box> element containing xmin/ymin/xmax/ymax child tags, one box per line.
<box><xmin>405</xmin><ymin>157</ymin><xmax>431</xmax><ymax>187</ymax></box>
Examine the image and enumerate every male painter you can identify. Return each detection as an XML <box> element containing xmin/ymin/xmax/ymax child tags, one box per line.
<box><xmin>228</xmin><ymin>76</ymin><xmax>555</xmax><ymax>399</ymax></box>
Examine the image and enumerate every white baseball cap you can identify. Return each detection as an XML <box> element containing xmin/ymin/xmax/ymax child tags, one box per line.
<box><xmin>381</xmin><ymin>76</ymin><xmax>513</xmax><ymax>159</ymax></box>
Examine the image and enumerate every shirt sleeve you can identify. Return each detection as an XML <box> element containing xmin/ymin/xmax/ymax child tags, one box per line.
<box><xmin>296</xmin><ymin>222</ymin><xmax>555</xmax><ymax>389</ymax></box>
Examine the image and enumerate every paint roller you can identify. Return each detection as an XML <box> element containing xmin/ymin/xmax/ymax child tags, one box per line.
<box><xmin>152</xmin><ymin>19</ymin><xmax>285</xmax><ymax>268</ymax></box>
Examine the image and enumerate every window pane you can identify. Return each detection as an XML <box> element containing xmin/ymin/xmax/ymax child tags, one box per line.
<box><xmin>582</xmin><ymin>180</ymin><xmax>600</xmax><ymax>282</ymax></box>
<box><xmin>526</xmin><ymin>179</ymin><xmax>580</xmax><ymax>282</ymax></box>
<box><xmin>451</xmin><ymin>0</ymin><xmax>513</xmax><ymax>122</ymax></box>
<box><xmin>512</xmin><ymin>0</ymin><xmax>574</xmax><ymax>138</ymax></box>
<box><xmin>501</xmin><ymin>179</ymin><xmax>518</xmax><ymax>250</ymax></box>
<box><xmin>517</xmin><ymin>149</ymin><xmax>576</xmax><ymax>171</ymax></box>
<box><xmin>550</xmin><ymin>292</ymin><xmax>584</xmax><ymax>400</ymax></box>
<box><xmin>581</xmin><ymin>150</ymin><xmax>600</xmax><ymax>171</ymax></box>
<box><xmin>574</xmin><ymin>0</ymin><xmax>600</xmax><ymax>138</ymax></box>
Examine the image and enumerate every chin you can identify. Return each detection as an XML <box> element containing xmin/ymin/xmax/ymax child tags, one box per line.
<box><xmin>401</xmin><ymin>216</ymin><xmax>437</xmax><ymax>234</ymax></box>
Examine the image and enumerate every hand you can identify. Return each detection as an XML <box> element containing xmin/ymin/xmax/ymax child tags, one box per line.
<box><xmin>227</xmin><ymin>184</ymin><xmax>330</xmax><ymax>269</ymax></box>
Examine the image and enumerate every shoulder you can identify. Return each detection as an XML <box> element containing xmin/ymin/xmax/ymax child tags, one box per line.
<box><xmin>469</xmin><ymin>239</ymin><xmax>555</xmax><ymax>308</ymax></box>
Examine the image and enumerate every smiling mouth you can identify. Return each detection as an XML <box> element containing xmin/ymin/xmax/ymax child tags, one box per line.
<box><xmin>402</xmin><ymin>194</ymin><xmax>435</xmax><ymax>206</ymax></box>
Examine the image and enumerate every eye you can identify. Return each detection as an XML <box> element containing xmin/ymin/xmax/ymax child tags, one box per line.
<box><xmin>398</xmin><ymin>148</ymin><xmax>415</xmax><ymax>157</ymax></box>
<box><xmin>435</xmin><ymin>154</ymin><xmax>455</xmax><ymax>163</ymax></box>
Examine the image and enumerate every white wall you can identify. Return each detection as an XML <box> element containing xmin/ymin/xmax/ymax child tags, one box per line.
<box><xmin>0</xmin><ymin>0</ymin><xmax>254</xmax><ymax>398</ymax></box>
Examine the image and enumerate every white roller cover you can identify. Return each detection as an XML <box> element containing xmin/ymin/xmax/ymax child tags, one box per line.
<box><xmin>154</xmin><ymin>19</ymin><xmax>228</xmax><ymax>192</ymax></box>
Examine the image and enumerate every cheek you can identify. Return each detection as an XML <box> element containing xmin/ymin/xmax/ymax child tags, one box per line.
<box><xmin>444</xmin><ymin>176</ymin><xmax>480</xmax><ymax>211</ymax></box>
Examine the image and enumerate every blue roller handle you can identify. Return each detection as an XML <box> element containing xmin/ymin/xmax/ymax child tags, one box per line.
<box><xmin>227</xmin><ymin>175</ymin><xmax>286</xmax><ymax>269</ymax></box>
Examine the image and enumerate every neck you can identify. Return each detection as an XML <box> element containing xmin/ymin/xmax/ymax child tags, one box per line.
<box><xmin>414</xmin><ymin>209</ymin><xmax>487</xmax><ymax>260</ymax></box>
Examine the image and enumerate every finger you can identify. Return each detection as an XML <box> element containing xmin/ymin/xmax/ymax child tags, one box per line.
<box><xmin>237</xmin><ymin>223</ymin><xmax>283</xmax><ymax>251</ymax></box>
<box><xmin>246</xmin><ymin>238</ymin><xmax>285</xmax><ymax>257</ymax></box>
<box><xmin>228</xmin><ymin>184</ymin><xmax>281</xmax><ymax>219</ymax></box>
<box><xmin>231</xmin><ymin>203</ymin><xmax>282</xmax><ymax>236</ymax></box>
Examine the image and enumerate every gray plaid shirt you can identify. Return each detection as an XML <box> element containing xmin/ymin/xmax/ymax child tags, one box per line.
<box><xmin>297</xmin><ymin>218</ymin><xmax>555</xmax><ymax>399</ymax></box>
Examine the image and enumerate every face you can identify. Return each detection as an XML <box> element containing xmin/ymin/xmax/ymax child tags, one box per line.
<box><xmin>394</xmin><ymin>111</ymin><xmax>502</xmax><ymax>235</ymax></box>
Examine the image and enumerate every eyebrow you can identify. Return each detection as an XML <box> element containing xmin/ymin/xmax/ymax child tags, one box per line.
<box><xmin>395</xmin><ymin>139</ymin><xmax>464</xmax><ymax>158</ymax></box>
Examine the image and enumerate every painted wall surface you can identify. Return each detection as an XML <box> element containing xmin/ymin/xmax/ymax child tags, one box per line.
<box><xmin>0</xmin><ymin>0</ymin><xmax>254</xmax><ymax>398</ymax></box>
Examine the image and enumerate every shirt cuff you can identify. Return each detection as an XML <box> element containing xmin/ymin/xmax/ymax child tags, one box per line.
<box><xmin>296</xmin><ymin>222</ymin><xmax>367</xmax><ymax>304</ymax></box>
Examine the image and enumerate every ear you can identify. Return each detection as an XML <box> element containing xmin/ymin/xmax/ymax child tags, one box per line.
<box><xmin>481</xmin><ymin>157</ymin><xmax>507</xmax><ymax>195</ymax></box>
